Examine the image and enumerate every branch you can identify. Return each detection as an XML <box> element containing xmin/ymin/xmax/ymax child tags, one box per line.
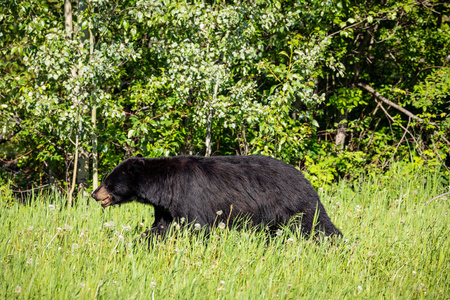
<box><xmin>0</xmin><ymin>148</ymin><xmax>35</xmax><ymax>164</ymax></box>
<box><xmin>424</xmin><ymin>191</ymin><xmax>450</xmax><ymax>206</ymax></box>
<box><xmin>376</xmin><ymin>102</ymin><xmax>423</xmax><ymax>155</ymax></box>
<box><xmin>357</xmin><ymin>83</ymin><xmax>436</xmax><ymax>125</ymax></box>
<box><xmin>386</xmin><ymin>117</ymin><xmax>411</xmax><ymax>168</ymax></box>
<box><xmin>11</xmin><ymin>184</ymin><xmax>50</xmax><ymax>193</ymax></box>
<box><xmin>95</xmin><ymin>3</ymin><xmax>120</xmax><ymax>48</ymax></box>
<box><xmin>327</xmin><ymin>8</ymin><xmax>401</xmax><ymax>38</ymax></box>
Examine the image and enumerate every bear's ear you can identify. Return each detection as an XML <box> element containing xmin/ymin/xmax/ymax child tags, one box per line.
<box><xmin>136</xmin><ymin>154</ymin><xmax>143</xmax><ymax>158</ymax></box>
<box><xmin>127</xmin><ymin>157</ymin><xmax>145</xmax><ymax>172</ymax></box>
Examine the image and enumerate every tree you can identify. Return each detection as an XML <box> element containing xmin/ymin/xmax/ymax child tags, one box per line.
<box><xmin>1</xmin><ymin>0</ymin><xmax>448</xmax><ymax>192</ymax></box>
<box><xmin>2</xmin><ymin>0</ymin><xmax>139</xmax><ymax>197</ymax></box>
<box><xmin>123</xmin><ymin>0</ymin><xmax>340</xmax><ymax>164</ymax></box>
<box><xmin>312</xmin><ymin>0</ymin><xmax>450</xmax><ymax>179</ymax></box>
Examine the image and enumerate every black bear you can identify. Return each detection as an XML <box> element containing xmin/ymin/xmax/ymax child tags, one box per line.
<box><xmin>92</xmin><ymin>155</ymin><xmax>342</xmax><ymax>238</ymax></box>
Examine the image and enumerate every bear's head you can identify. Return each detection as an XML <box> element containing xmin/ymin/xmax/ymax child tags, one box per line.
<box><xmin>92</xmin><ymin>156</ymin><xmax>145</xmax><ymax>207</ymax></box>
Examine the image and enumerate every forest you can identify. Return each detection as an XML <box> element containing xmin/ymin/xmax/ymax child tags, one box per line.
<box><xmin>1</xmin><ymin>0</ymin><xmax>449</xmax><ymax>197</ymax></box>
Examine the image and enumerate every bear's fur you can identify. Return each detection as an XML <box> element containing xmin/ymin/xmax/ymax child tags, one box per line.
<box><xmin>92</xmin><ymin>155</ymin><xmax>342</xmax><ymax>238</ymax></box>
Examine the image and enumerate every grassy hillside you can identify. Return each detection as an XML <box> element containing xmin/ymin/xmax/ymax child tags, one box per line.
<box><xmin>1</xmin><ymin>163</ymin><xmax>448</xmax><ymax>299</ymax></box>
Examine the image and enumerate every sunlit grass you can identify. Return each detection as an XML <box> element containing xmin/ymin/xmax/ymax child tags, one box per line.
<box><xmin>1</xmin><ymin>163</ymin><xmax>448</xmax><ymax>299</ymax></box>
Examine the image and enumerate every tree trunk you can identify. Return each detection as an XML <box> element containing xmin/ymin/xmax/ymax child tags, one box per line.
<box><xmin>68</xmin><ymin>132</ymin><xmax>79</xmax><ymax>205</ymax></box>
<box><xmin>205</xmin><ymin>109</ymin><xmax>214</xmax><ymax>157</ymax></box>
<box><xmin>65</xmin><ymin>0</ymin><xmax>95</xmax><ymax>197</ymax></box>
<box><xmin>77</xmin><ymin>148</ymin><xmax>89</xmax><ymax>193</ymax></box>
<box><xmin>64</xmin><ymin>0</ymin><xmax>73</xmax><ymax>38</ymax></box>
<box><xmin>92</xmin><ymin>104</ymin><xmax>98</xmax><ymax>190</ymax></box>
<box><xmin>205</xmin><ymin>77</ymin><xmax>219</xmax><ymax>157</ymax></box>
<box><xmin>76</xmin><ymin>1</ymin><xmax>98</xmax><ymax>193</ymax></box>
<box><xmin>335</xmin><ymin>110</ymin><xmax>348</xmax><ymax>150</ymax></box>
<box><xmin>65</xmin><ymin>0</ymin><xmax>77</xmax><ymax>204</ymax></box>
<box><xmin>90</xmin><ymin>27</ymin><xmax>98</xmax><ymax>190</ymax></box>
<box><xmin>47</xmin><ymin>159</ymin><xmax>56</xmax><ymax>192</ymax></box>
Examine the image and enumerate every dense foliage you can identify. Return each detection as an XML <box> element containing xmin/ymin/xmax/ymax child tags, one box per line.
<box><xmin>1</xmin><ymin>0</ymin><xmax>449</xmax><ymax>192</ymax></box>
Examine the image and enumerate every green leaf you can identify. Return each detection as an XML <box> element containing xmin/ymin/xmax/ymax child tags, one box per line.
<box><xmin>123</xmin><ymin>20</ymin><xmax>129</xmax><ymax>30</ymax></box>
<box><xmin>127</xmin><ymin>129</ymin><xmax>135</xmax><ymax>139</ymax></box>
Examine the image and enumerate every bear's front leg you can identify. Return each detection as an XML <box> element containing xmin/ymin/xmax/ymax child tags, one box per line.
<box><xmin>141</xmin><ymin>206</ymin><xmax>174</xmax><ymax>240</ymax></box>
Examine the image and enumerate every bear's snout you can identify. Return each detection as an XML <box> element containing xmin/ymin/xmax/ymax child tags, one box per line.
<box><xmin>91</xmin><ymin>184</ymin><xmax>113</xmax><ymax>207</ymax></box>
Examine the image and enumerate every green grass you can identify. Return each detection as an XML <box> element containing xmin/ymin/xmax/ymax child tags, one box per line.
<box><xmin>1</xmin><ymin>163</ymin><xmax>449</xmax><ymax>299</ymax></box>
